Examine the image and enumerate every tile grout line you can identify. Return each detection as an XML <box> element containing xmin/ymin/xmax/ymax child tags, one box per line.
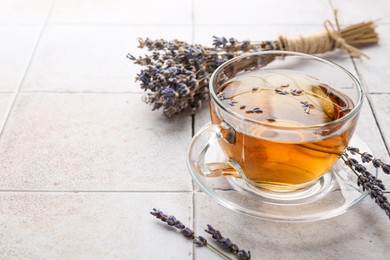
<box><xmin>191</xmin><ymin>0</ymin><xmax>196</xmax><ymax>259</ymax></box>
<box><xmin>19</xmin><ymin>90</ymin><xmax>144</xmax><ymax>94</ymax></box>
<box><xmin>0</xmin><ymin>0</ymin><xmax>56</xmax><ymax>139</ymax></box>
<box><xmin>328</xmin><ymin>0</ymin><xmax>389</xmax><ymax>156</ymax></box>
<box><xmin>351</xmin><ymin>58</ymin><xmax>390</xmax><ymax>156</ymax></box>
<box><xmin>0</xmin><ymin>190</ymin><xmax>192</xmax><ymax>193</ymax></box>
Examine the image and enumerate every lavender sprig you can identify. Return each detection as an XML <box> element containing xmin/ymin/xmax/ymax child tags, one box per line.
<box><xmin>342</xmin><ymin>148</ymin><xmax>390</xmax><ymax>219</ymax></box>
<box><xmin>205</xmin><ymin>224</ymin><xmax>251</xmax><ymax>260</ymax></box>
<box><xmin>150</xmin><ymin>208</ymin><xmax>232</xmax><ymax>259</ymax></box>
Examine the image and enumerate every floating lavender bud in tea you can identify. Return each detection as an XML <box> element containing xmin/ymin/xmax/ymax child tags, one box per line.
<box><xmin>274</xmin><ymin>88</ymin><xmax>289</xmax><ymax>95</ymax></box>
<box><xmin>266</xmin><ymin>116</ymin><xmax>277</xmax><ymax>122</ymax></box>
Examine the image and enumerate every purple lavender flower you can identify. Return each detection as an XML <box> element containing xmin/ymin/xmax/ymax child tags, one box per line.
<box><xmin>342</xmin><ymin>149</ymin><xmax>390</xmax><ymax>220</ymax></box>
<box><xmin>205</xmin><ymin>224</ymin><xmax>251</xmax><ymax>259</ymax></box>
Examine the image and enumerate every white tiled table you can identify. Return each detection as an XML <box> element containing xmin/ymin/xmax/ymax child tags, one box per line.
<box><xmin>0</xmin><ymin>0</ymin><xmax>389</xmax><ymax>259</ymax></box>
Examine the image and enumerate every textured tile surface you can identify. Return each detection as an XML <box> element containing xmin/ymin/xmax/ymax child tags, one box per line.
<box><xmin>0</xmin><ymin>94</ymin><xmax>14</xmax><ymax>131</ymax></box>
<box><xmin>0</xmin><ymin>25</ymin><xmax>41</xmax><ymax>91</ymax></box>
<box><xmin>21</xmin><ymin>25</ymin><xmax>192</xmax><ymax>92</ymax></box>
<box><xmin>194</xmin><ymin>192</ymin><xmax>390</xmax><ymax>259</ymax></box>
<box><xmin>352</xmin><ymin>25</ymin><xmax>390</xmax><ymax>93</ymax></box>
<box><xmin>0</xmin><ymin>93</ymin><xmax>192</xmax><ymax>191</ymax></box>
<box><xmin>0</xmin><ymin>192</ymin><xmax>192</xmax><ymax>259</ymax></box>
<box><xmin>332</xmin><ymin>0</ymin><xmax>390</xmax><ymax>24</ymax></box>
<box><xmin>194</xmin><ymin>0</ymin><xmax>332</xmax><ymax>25</ymax></box>
<box><xmin>0</xmin><ymin>0</ymin><xmax>53</xmax><ymax>24</ymax></box>
<box><xmin>1</xmin><ymin>0</ymin><xmax>389</xmax><ymax>259</ymax></box>
<box><xmin>369</xmin><ymin>94</ymin><xmax>390</xmax><ymax>151</ymax></box>
<box><xmin>48</xmin><ymin>0</ymin><xmax>192</xmax><ymax>25</ymax></box>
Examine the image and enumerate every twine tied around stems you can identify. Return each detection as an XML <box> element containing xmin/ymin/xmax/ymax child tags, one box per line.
<box><xmin>277</xmin><ymin>9</ymin><xmax>378</xmax><ymax>58</ymax></box>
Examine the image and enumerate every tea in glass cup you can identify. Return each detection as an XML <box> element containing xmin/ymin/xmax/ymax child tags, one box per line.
<box><xmin>196</xmin><ymin>51</ymin><xmax>363</xmax><ymax>192</ymax></box>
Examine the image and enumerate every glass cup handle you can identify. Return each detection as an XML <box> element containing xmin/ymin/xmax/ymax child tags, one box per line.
<box><xmin>188</xmin><ymin>123</ymin><xmax>241</xmax><ymax>178</ymax></box>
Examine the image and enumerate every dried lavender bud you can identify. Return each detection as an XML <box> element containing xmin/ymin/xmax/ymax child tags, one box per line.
<box><xmin>182</xmin><ymin>227</ymin><xmax>194</xmax><ymax>238</ymax></box>
<box><xmin>267</xmin><ymin>116</ymin><xmax>276</xmax><ymax>122</ymax></box>
<box><xmin>238</xmin><ymin>250</ymin><xmax>251</xmax><ymax>260</ymax></box>
<box><xmin>354</xmin><ymin>164</ymin><xmax>366</xmax><ymax>173</ymax></box>
<box><xmin>281</xmin><ymin>84</ymin><xmax>289</xmax><ymax>88</ymax></box>
<box><xmin>383</xmin><ymin>164</ymin><xmax>390</xmax><ymax>175</ymax></box>
<box><xmin>228</xmin><ymin>100</ymin><xmax>238</xmax><ymax>106</ymax></box>
<box><xmin>361</xmin><ymin>152</ymin><xmax>374</xmax><ymax>163</ymax></box>
<box><xmin>275</xmin><ymin>88</ymin><xmax>289</xmax><ymax>95</ymax></box>
<box><xmin>291</xmin><ymin>89</ymin><xmax>303</xmax><ymax>96</ymax></box>
<box><xmin>347</xmin><ymin>146</ymin><xmax>360</xmax><ymax>155</ymax></box>
<box><xmin>346</xmin><ymin>158</ymin><xmax>359</xmax><ymax>166</ymax></box>
<box><xmin>194</xmin><ymin>236</ymin><xmax>207</xmax><ymax>246</ymax></box>
<box><xmin>373</xmin><ymin>159</ymin><xmax>383</xmax><ymax>168</ymax></box>
<box><xmin>251</xmin><ymin>87</ymin><xmax>259</xmax><ymax>92</ymax></box>
<box><xmin>239</xmin><ymin>105</ymin><xmax>246</xmax><ymax>110</ymax></box>
<box><xmin>213</xmin><ymin>36</ymin><xmax>228</xmax><ymax>48</ymax></box>
<box><xmin>300</xmin><ymin>101</ymin><xmax>314</xmax><ymax>114</ymax></box>
<box><xmin>175</xmin><ymin>221</ymin><xmax>185</xmax><ymax>229</ymax></box>
<box><xmin>221</xmin><ymin>238</ymin><xmax>233</xmax><ymax>248</ymax></box>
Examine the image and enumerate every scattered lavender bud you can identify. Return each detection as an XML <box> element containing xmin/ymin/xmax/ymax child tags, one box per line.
<box><xmin>230</xmin><ymin>244</ymin><xmax>239</xmax><ymax>254</ymax></box>
<box><xmin>175</xmin><ymin>221</ymin><xmax>185</xmax><ymax>229</ymax></box>
<box><xmin>228</xmin><ymin>99</ymin><xmax>239</xmax><ymax>106</ymax></box>
<box><xmin>373</xmin><ymin>159</ymin><xmax>383</xmax><ymax>168</ymax></box>
<box><xmin>280</xmin><ymin>84</ymin><xmax>289</xmax><ymax>88</ymax></box>
<box><xmin>354</xmin><ymin>164</ymin><xmax>366</xmax><ymax>173</ymax></box>
<box><xmin>267</xmin><ymin>116</ymin><xmax>276</xmax><ymax>122</ymax></box>
<box><xmin>291</xmin><ymin>89</ymin><xmax>303</xmax><ymax>96</ymax></box>
<box><xmin>300</xmin><ymin>101</ymin><xmax>314</xmax><ymax>114</ymax></box>
<box><xmin>361</xmin><ymin>152</ymin><xmax>374</xmax><ymax>163</ymax></box>
<box><xmin>182</xmin><ymin>227</ymin><xmax>194</xmax><ymax>238</ymax></box>
<box><xmin>383</xmin><ymin>164</ymin><xmax>390</xmax><ymax>175</ymax></box>
<box><xmin>253</xmin><ymin>107</ymin><xmax>263</xmax><ymax>113</ymax></box>
<box><xmin>238</xmin><ymin>250</ymin><xmax>251</xmax><ymax>260</ymax></box>
<box><xmin>251</xmin><ymin>87</ymin><xmax>259</xmax><ymax>92</ymax></box>
<box><xmin>213</xmin><ymin>36</ymin><xmax>228</xmax><ymax>48</ymax></box>
<box><xmin>194</xmin><ymin>236</ymin><xmax>207</xmax><ymax>246</ymax></box>
<box><xmin>239</xmin><ymin>105</ymin><xmax>246</xmax><ymax>110</ymax></box>
<box><xmin>346</xmin><ymin>158</ymin><xmax>359</xmax><ymax>166</ymax></box>
<box><xmin>222</xmin><ymin>238</ymin><xmax>233</xmax><ymax>248</ymax></box>
<box><xmin>275</xmin><ymin>88</ymin><xmax>289</xmax><ymax>95</ymax></box>
<box><xmin>347</xmin><ymin>146</ymin><xmax>360</xmax><ymax>155</ymax></box>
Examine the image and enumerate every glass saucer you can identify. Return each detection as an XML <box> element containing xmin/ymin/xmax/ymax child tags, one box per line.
<box><xmin>187</xmin><ymin>123</ymin><xmax>375</xmax><ymax>222</ymax></box>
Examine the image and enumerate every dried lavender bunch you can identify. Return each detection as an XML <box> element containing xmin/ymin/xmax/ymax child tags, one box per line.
<box><xmin>205</xmin><ymin>224</ymin><xmax>251</xmax><ymax>260</ymax></box>
<box><xmin>150</xmin><ymin>208</ymin><xmax>233</xmax><ymax>259</ymax></box>
<box><xmin>128</xmin><ymin>37</ymin><xmax>275</xmax><ymax>117</ymax></box>
<box><xmin>342</xmin><ymin>148</ymin><xmax>390</xmax><ymax>219</ymax></box>
<box><xmin>128</xmin><ymin>18</ymin><xmax>379</xmax><ymax>117</ymax></box>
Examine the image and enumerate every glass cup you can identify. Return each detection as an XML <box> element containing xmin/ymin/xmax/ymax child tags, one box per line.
<box><xmin>190</xmin><ymin>51</ymin><xmax>363</xmax><ymax>193</ymax></box>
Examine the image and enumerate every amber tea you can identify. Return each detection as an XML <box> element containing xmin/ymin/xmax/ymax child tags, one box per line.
<box><xmin>210</xmin><ymin>69</ymin><xmax>357</xmax><ymax>191</ymax></box>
